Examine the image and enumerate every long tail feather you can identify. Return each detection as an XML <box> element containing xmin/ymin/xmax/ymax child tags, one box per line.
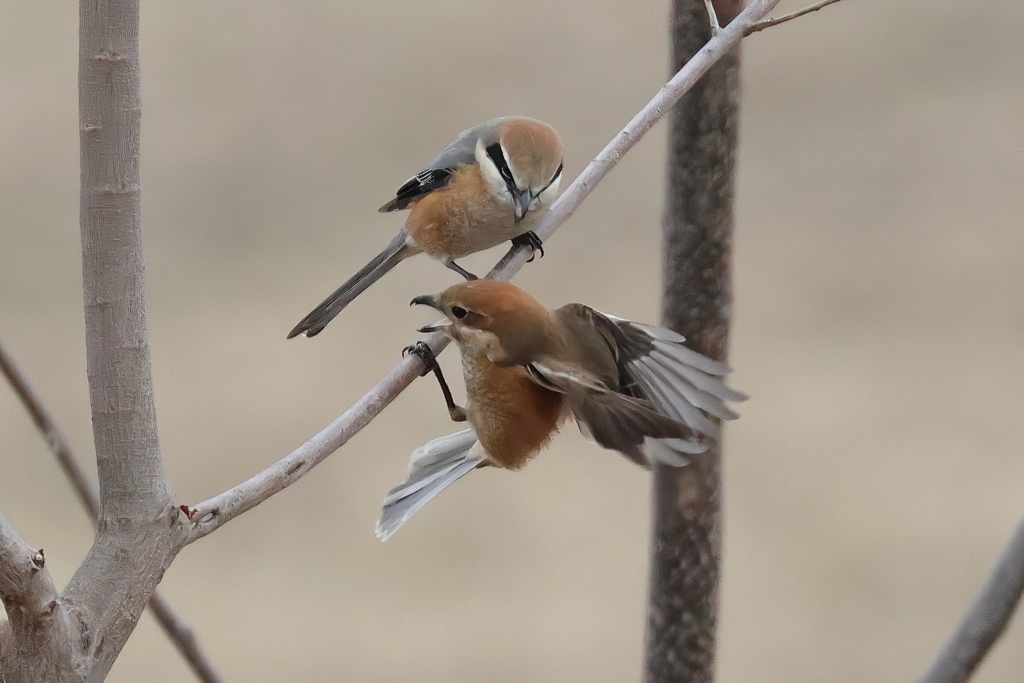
<box><xmin>288</xmin><ymin>230</ymin><xmax>416</xmax><ymax>338</ymax></box>
<box><xmin>376</xmin><ymin>429</ymin><xmax>484</xmax><ymax>541</ymax></box>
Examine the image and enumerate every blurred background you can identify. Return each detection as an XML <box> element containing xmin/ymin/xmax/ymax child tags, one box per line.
<box><xmin>2</xmin><ymin>0</ymin><xmax>1024</xmax><ymax>680</ymax></box>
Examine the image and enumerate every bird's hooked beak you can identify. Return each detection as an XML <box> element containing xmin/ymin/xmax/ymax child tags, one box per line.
<box><xmin>512</xmin><ymin>188</ymin><xmax>533</xmax><ymax>225</ymax></box>
<box><xmin>410</xmin><ymin>294</ymin><xmax>437</xmax><ymax>309</ymax></box>
<box><xmin>410</xmin><ymin>294</ymin><xmax>450</xmax><ymax>333</ymax></box>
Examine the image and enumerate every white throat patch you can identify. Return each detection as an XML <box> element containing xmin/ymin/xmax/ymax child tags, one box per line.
<box><xmin>475</xmin><ymin>139</ymin><xmax>513</xmax><ymax>207</ymax></box>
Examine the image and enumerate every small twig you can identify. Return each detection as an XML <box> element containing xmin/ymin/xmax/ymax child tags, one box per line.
<box><xmin>0</xmin><ymin>340</ymin><xmax>224</xmax><ymax>683</ymax></box>
<box><xmin>744</xmin><ymin>0</ymin><xmax>844</xmax><ymax>35</ymax></box>
<box><xmin>185</xmin><ymin>0</ymin><xmax>786</xmax><ymax>544</ymax></box>
<box><xmin>703</xmin><ymin>0</ymin><xmax>721</xmax><ymax>34</ymax></box>
<box><xmin>919</xmin><ymin>515</ymin><xmax>1024</xmax><ymax>683</ymax></box>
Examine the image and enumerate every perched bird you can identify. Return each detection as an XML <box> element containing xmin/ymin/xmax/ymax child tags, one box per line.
<box><xmin>288</xmin><ymin>117</ymin><xmax>564</xmax><ymax>338</ymax></box>
<box><xmin>376</xmin><ymin>280</ymin><xmax>746</xmax><ymax>540</ymax></box>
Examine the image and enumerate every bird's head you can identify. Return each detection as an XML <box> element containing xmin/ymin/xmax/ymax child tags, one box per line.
<box><xmin>411</xmin><ymin>280</ymin><xmax>556</xmax><ymax>365</ymax></box>
<box><xmin>475</xmin><ymin>117</ymin><xmax>564</xmax><ymax>225</ymax></box>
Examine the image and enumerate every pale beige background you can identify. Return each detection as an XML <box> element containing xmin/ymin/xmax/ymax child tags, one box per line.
<box><xmin>2</xmin><ymin>0</ymin><xmax>1023</xmax><ymax>681</ymax></box>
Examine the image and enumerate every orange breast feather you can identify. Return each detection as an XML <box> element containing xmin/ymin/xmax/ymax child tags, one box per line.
<box><xmin>462</xmin><ymin>355</ymin><xmax>563</xmax><ymax>470</ymax></box>
<box><xmin>404</xmin><ymin>166</ymin><xmax>511</xmax><ymax>258</ymax></box>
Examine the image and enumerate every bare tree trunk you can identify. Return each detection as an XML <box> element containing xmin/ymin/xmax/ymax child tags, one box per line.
<box><xmin>644</xmin><ymin>1</ymin><xmax>742</xmax><ymax>682</ymax></box>
<box><xmin>63</xmin><ymin>0</ymin><xmax>184</xmax><ymax>678</ymax></box>
<box><xmin>0</xmin><ymin>2</ymin><xmax>185</xmax><ymax>680</ymax></box>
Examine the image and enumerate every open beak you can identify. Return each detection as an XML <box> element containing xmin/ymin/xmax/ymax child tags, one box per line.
<box><xmin>410</xmin><ymin>294</ymin><xmax>450</xmax><ymax>333</ymax></box>
<box><xmin>512</xmin><ymin>188</ymin><xmax>532</xmax><ymax>225</ymax></box>
<box><xmin>417</xmin><ymin>321</ymin><xmax>451</xmax><ymax>333</ymax></box>
<box><xmin>410</xmin><ymin>294</ymin><xmax>438</xmax><ymax>309</ymax></box>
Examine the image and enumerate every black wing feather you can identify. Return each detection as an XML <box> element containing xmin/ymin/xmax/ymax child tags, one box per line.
<box><xmin>378</xmin><ymin>168</ymin><xmax>455</xmax><ymax>213</ymax></box>
<box><xmin>378</xmin><ymin>121</ymin><xmax>490</xmax><ymax>213</ymax></box>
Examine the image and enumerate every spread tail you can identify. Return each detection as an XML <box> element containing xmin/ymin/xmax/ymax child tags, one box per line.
<box><xmin>376</xmin><ymin>429</ymin><xmax>484</xmax><ymax>541</ymax></box>
<box><xmin>288</xmin><ymin>231</ymin><xmax>416</xmax><ymax>338</ymax></box>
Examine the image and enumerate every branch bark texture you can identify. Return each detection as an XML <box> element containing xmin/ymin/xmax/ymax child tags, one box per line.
<box><xmin>919</xmin><ymin>515</ymin><xmax>1024</xmax><ymax>683</ymax></box>
<box><xmin>0</xmin><ymin>2</ymin><xmax>186</xmax><ymax>681</ymax></box>
<box><xmin>645</xmin><ymin>1</ymin><xmax>742</xmax><ymax>681</ymax></box>
<box><xmin>745</xmin><ymin>0</ymin><xmax>844</xmax><ymax>35</ymax></box>
<box><xmin>78</xmin><ymin>0</ymin><xmax>167</xmax><ymax>522</ymax></box>
<box><xmin>58</xmin><ymin>1</ymin><xmax>188</xmax><ymax>679</ymax></box>
<box><xmin>0</xmin><ymin>516</ymin><xmax>79</xmax><ymax>682</ymax></box>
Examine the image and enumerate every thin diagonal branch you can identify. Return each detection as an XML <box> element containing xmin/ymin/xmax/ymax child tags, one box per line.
<box><xmin>185</xmin><ymin>0</ymin><xmax>785</xmax><ymax>544</ymax></box>
<box><xmin>146</xmin><ymin>594</ymin><xmax>224</xmax><ymax>683</ymax></box>
<box><xmin>919</xmin><ymin>515</ymin><xmax>1024</xmax><ymax>683</ymax></box>
<box><xmin>744</xmin><ymin>0</ymin><xmax>844</xmax><ymax>35</ymax></box>
<box><xmin>0</xmin><ymin>340</ymin><xmax>224</xmax><ymax>683</ymax></box>
<box><xmin>0</xmin><ymin>341</ymin><xmax>99</xmax><ymax>520</ymax></box>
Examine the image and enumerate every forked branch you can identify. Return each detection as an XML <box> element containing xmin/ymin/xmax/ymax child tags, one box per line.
<box><xmin>0</xmin><ymin>340</ymin><xmax>224</xmax><ymax>683</ymax></box>
<box><xmin>745</xmin><ymin>0</ymin><xmax>845</xmax><ymax>35</ymax></box>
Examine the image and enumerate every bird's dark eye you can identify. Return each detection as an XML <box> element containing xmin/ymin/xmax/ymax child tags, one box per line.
<box><xmin>451</xmin><ymin>306</ymin><xmax>468</xmax><ymax>320</ymax></box>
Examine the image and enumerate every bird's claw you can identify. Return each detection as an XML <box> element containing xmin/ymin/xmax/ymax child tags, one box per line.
<box><xmin>403</xmin><ymin>341</ymin><xmax>437</xmax><ymax>378</ymax></box>
<box><xmin>512</xmin><ymin>231</ymin><xmax>544</xmax><ymax>262</ymax></box>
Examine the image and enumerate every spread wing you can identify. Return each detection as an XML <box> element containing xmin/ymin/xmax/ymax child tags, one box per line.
<box><xmin>594</xmin><ymin>310</ymin><xmax>747</xmax><ymax>441</ymax></box>
<box><xmin>378</xmin><ymin>122</ymin><xmax>493</xmax><ymax>213</ymax></box>
<box><xmin>547</xmin><ymin>304</ymin><xmax>747</xmax><ymax>466</ymax></box>
<box><xmin>525</xmin><ymin>359</ymin><xmax>697</xmax><ymax>468</ymax></box>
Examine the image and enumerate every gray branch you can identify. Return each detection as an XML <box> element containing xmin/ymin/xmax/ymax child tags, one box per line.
<box><xmin>745</xmin><ymin>0</ymin><xmax>846</xmax><ymax>36</ymax></box>
<box><xmin>919</xmin><ymin>515</ymin><xmax>1024</xmax><ymax>683</ymax></box>
<box><xmin>185</xmin><ymin>0</ymin><xmax>787</xmax><ymax>544</ymax></box>
<box><xmin>18</xmin><ymin>1</ymin><xmax>190</xmax><ymax>680</ymax></box>
<box><xmin>0</xmin><ymin>515</ymin><xmax>79</xmax><ymax>681</ymax></box>
<box><xmin>77</xmin><ymin>0</ymin><xmax>168</xmax><ymax>523</ymax></box>
<box><xmin>0</xmin><ymin>340</ymin><xmax>223</xmax><ymax>683</ymax></box>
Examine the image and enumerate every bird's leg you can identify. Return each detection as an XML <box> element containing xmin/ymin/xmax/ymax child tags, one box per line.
<box><xmin>511</xmin><ymin>231</ymin><xmax>544</xmax><ymax>262</ymax></box>
<box><xmin>403</xmin><ymin>341</ymin><xmax>468</xmax><ymax>422</ymax></box>
<box><xmin>441</xmin><ymin>257</ymin><xmax>479</xmax><ymax>281</ymax></box>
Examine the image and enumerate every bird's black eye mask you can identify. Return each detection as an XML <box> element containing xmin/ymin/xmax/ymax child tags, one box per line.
<box><xmin>486</xmin><ymin>143</ymin><xmax>519</xmax><ymax>196</ymax></box>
